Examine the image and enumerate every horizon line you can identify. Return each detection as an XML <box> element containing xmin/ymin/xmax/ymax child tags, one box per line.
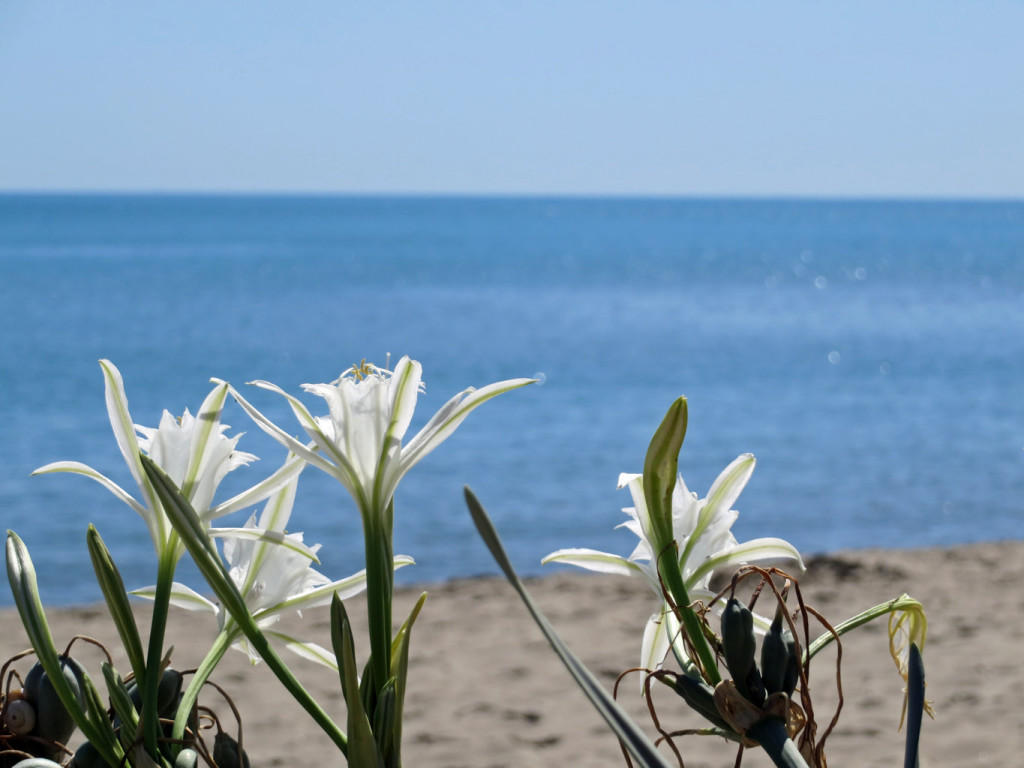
<box><xmin>2</xmin><ymin>189</ymin><xmax>1023</xmax><ymax>205</ymax></box>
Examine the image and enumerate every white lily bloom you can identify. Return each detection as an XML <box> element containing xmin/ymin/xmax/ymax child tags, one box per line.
<box><xmin>136</xmin><ymin>472</ymin><xmax>414</xmax><ymax>667</ymax></box>
<box><xmin>222</xmin><ymin>356</ymin><xmax>535</xmax><ymax>522</ymax></box>
<box><xmin>544</xmin><ymin>454</ymin><xmax>805</xmax><ymax>674</ymax></box>
<box><xmin>33</xmin><ymin>360</ymin><xmax>301</xmax><ymax>557</ymax></box>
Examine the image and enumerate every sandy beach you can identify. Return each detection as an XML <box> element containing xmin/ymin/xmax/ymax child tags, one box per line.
<box><xmin>2</xmin><ymin>541</ymin><xmax>1020</xmax><ymax>767</ymax></box>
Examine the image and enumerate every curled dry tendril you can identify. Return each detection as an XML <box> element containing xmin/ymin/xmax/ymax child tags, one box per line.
<box><xmin>610</xmin><ymin>567</ymin><xmax>848</xmax><ymax>768</ymax></box>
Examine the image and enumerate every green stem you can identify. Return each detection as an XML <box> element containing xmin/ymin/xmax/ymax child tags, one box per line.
<box><xmin>805</xmin><ymin>594</ymin><xmax>924</xmax><ymax>662</ymax></box>
<box><xmin>658</xmin><ymin>547</ymin><xmax>721</xmax><ymax>685</ymax></box>
<box><xmin>141</xmin><ymin>544</ymin><xmax>178</xmax><ymax>761</ymax></box>
<box><xmin>172</xmin><ymin>628</ymin><xmax>233</xmax><ymax>746</ymax></box>
<box><xmin>363</xmin><ymin>509</ymin><xmax>394</xmax><ymax>701</ymax></box>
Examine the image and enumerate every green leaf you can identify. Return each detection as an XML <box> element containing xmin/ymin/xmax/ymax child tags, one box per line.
<box><xmin>464</xmin><ymin>488</ymin><xmax>675</xmax><ymax>768</ymax></box>
<box><xmin>103</xmin><ymin>663</ymin><xmax>140</xmax><ymax>751</ymax></box>
<box><xmin>88</xmin><ymin>526</ymin><xmax>146</xmax><ymax>683</ymax></box>
<box><xmin>372</xmin><ymin>680</ymin><xmax>397</xmax><ymax>765</ymax></box>
<box><xmin>642</xmin><ymin>396</ymin><xmax>687</xmax><ymax>552</ymax></box>
<box><xmin>388</xmin><ymin>592</ymin><xmax>427</xmax><ymax>767</ymax></box>
<box><xmin>904</xmin><ymin>642</ymin><xmax>925</xmax><ymax>768</ymax></box>
<box><xmin>331</xmin><ymin>594</ymin><xmax>384</xmax><ymax>768</ymax></box>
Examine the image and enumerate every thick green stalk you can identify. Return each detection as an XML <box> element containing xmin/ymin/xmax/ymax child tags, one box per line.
<box><xmin>746</xmin><ymin>719</ymin><xmax>809</xmax><ymax>768</ymax></box>
<box><xmin>657</xmin><ymin>547</ymin><xmax>721</xmax><ymax>685</ymax></box>
<box><xmin>362</xmin><ymin>509</ymin><xmax>394</xmax><ymax>707</ymax></box>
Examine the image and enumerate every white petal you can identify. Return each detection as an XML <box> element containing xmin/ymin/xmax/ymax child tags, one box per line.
<box><xmin>264</xmin><ymin>630</ymin><xmax>339</xmax><ymax>670</ymax></box>
<box><xmin>263</xmin><ymin>555</ymin><xmax>415</xmax><ymax>617</ymax></box>
<box><xmin>396</xmin><ymin>377</ymin><xmax>535</xmax><ymax>488</ymax></box>
<box><xmin>618</xmin><ymin>474</ymin><xmax>659</xmax><ymax>551</ymax></box>
<box><xmin>182</xmin><ymin>381</ymin><xmax>246</xmax><ymax>510</ymax></box>
<box><xmin>541</xmin><ymin>548</ymin><xmax>640</xmax><ymax>577</ymax></box>
<box><xmin>640</xmin><ymin>612</ymin><xmax>672</xmax><ymax>677</ymax></box>
<box><xmin>685</xmin><ymin>537</ymin><xmax>805</xmax><ymax>591</ymax></box>
<box><xmin>704</xmin><ymin>453</ymin><xmax>755</xmax><ymax>523</ymax></box>
<box><xmin>616</xmin><ymin>472</ymin><xmax>642</xmax><ymax>489</ymax></box>
<box><xmin>99</xmin><ymin>361</ymin><xmax>165</xmax><ymax>538</ymax></box>
<box><xmin>384</xmin><ymin>356</ymin><xmax>422</xmax><ymax>449</ymax></box>
<box><xmin>208</xmin><ymin>453</ymin><xmax>306</xmax><ymax>519</ymax></box>
<box><xmin>132</xmin><ymin>582</ymin><xmax>218</xmax><ymax>614</ymax></box>
<box><xmin>99</xmin><ymin>361</ymin><xmax>148</xmax><ymax>492</ymax></box>
<box><xmin>223</xmin><ymin>380</ymin><xmax>352</xmax><ymax>487</ymax></box>
<box><xmin>210</xmin><ymin>526</ymin><xmax>321</xmax><ymax>563</ymax></box>
<box><xmin>32</xmin><ymin>462</ymin><xmax>151</xmax><ymax>521</ymax></box>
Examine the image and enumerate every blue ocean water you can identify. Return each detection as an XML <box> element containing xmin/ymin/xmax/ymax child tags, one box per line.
<box><xmin>1</xmin><ymin>194</ymin><xmax>1022</xmax><ymax>606</ymax></box>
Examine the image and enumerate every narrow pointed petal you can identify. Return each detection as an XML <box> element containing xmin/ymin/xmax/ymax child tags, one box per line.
<box><xmin>686</xmin><ymin>537</ymin><xmax>805</xmax><ymax>588</ymax></box>
<box><xmin>242</xmin><ymin>379</ymin><xmax>370</xmax><ymax>507</ymax></box>
<box><xmin>132</xmin><ymin>582</ymin><xmax>218</xmax><ymax>614</ymax></box>
<box><xmin>32</xmin><ymin>462</ymin><xmax>151</xmax><ymax>520</ymax></box>
<box><xmin>541</xmin><ymin>548</ymin><xmax>641</xmax><ymax>577</ymax></box>
<box><xmin>210</xmin><ymin>527</ymin><xmax>321</xmax><ymax>563</ymax></box>
<box><xmin>268</xmin><ymin>555</ymin><xmax>415</xmax><ymax>615</ymax></box>
<box><xmin>264</xmin><ymin>631</ymin><xmax>339</xmax><ymax>670</ymax></box>
<box><xmin>99</xmin><ymin>361</ymin><xmax>147</xmax><ymax>488</ymax></box>
<box><xmin>371</xmin><ymin>357</ymin><xmax>422</xmax><ymax>505</ymax></box>
<box><xmin>221</xmin><ymin>380</ymin><xmax>346</xmax><ymax>483</ymax></box>
<box><xmin>618</xmin><ymin>474</ymin><xmax>658</xmax><ymax>550</ymax></box>
<box><xmin>703</xmin><ymin>453</ymin><xmax>756</xmax><ymax>523</ymax></box>
<box><xmin>680</xmin><ymin>453</ymin><xmax>756</xmax><ymax>565</ymax></box>
<box><xmin>640</xmin><ymin>612</ymin><xmax>673</xmax><ymax>676</ymax></box>
<box><xmin>383</xmin><ymin>356</ymin><xmax>422</xmax><ymax>448</ymax></box>
<box><xmin>398</xmin><ymin>377</ymin><xmax>535</xmax><ymax>479</ymax></box>
<box><xmin>180</xmin><ymin>382</ymin><xmax>231</xmax><ymax>501</ymax></box>
<box><xmin>208</xmin><ymin>454</ymin><xmax>305</xmax><ymax>520</ymax></box>
<box><xmin>100</xmin><ymin>360</ymin><xmax>164</xmax><ymax>522</ymax></box>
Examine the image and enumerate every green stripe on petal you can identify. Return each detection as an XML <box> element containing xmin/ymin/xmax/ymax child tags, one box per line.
<box><xmin>181</xmin><ymin>382</ymin><xmax>230</xmax><ymax>501</ymax></box>
<box><xmin>681</xmin><ymin>453</ymin><xmax>755</xmax><ymax>565</ymax></box>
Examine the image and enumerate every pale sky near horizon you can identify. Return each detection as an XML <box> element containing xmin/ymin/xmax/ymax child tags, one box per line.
<box><xmin>2</xmin><ymin>1</ymin><xmax>1022</xmax><ymax>198</ymax></box>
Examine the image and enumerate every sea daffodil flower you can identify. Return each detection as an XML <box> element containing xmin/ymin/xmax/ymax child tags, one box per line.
<box><xmin>221</xmin><ymin>356</ymin><xmax>535</xmax><ymax>524</ymax></box>
<box><xmin>33</xmin><ymin>359</ymin><xmax>300</xmax><ymax>557</ymax></box>
<box><xmin>544</xmin><ymin>454</ymin><xmax>805</xmax><ymax>674</ymax></box>
<box><xmin>135</xmin><ymin>471</ymin><xmax>414</xmax><ymax>667</ymax></box>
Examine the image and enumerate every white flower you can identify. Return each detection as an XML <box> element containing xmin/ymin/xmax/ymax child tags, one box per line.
<box><xmin>223</xmin><ymin>356</ymin><xmax>534</xmax><ymax>522</ymax></box>
<box><xmin>544</xmin><ymin>454</ymin><xmax>804</xmax><ymax>674</ymax></box>
<box><xmin>33</xmin><ymin>360</ymin><xmax>298</xmax><ymax>557</ymax></box>
<box><xmin>136</xmin><ymin>471</ymin><xmax>414</xmax><ymax>667</ymax></box>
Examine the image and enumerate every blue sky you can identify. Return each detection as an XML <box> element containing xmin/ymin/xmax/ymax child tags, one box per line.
<box><xmin>2</xmin><ymin>1</ymin><xmax>1022</xmax><ymax>198</ymax></box>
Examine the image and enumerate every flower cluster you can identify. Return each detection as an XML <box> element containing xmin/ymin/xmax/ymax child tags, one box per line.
<box><xmin>545</xmin><ymin>454</ymin><xmax>804</xmax><ymax>673</ymax></box>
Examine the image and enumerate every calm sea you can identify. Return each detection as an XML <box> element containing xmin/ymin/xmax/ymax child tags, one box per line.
<box><xmin>1</xmin><ymin>195</ymin><xmax>1022</xmax><ymax>606</ymax></box>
